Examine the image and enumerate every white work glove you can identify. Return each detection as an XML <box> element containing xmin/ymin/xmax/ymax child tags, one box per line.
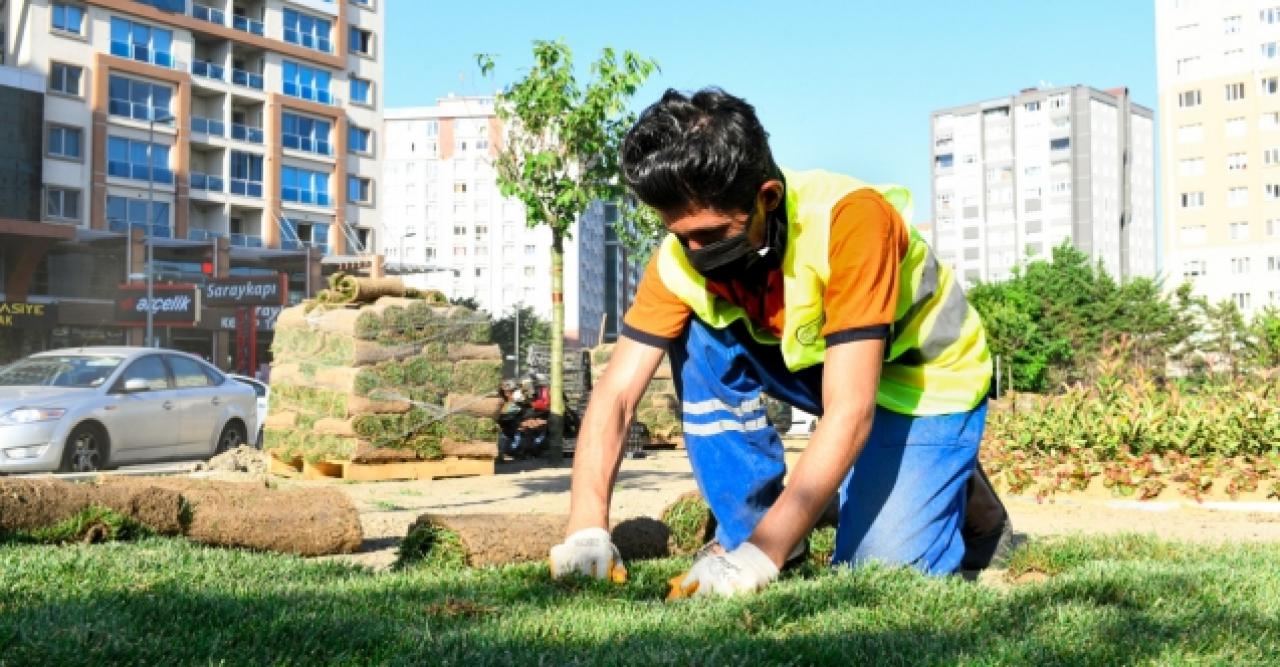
<box><xmin>549</xmin><ymin>527</ymin><xmax>627</xmax><ymax>582</ymax></box>
<box><xmin>675</xmin><ymin>541</ymin><xmax>779</xmax><ymax>598</ymax></box>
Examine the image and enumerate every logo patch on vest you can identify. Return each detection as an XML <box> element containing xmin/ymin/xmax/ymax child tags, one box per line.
<box><xmin>795</xmin><ymin>316</ymin><xmax>824</xmax><ymax>345</ymax></box>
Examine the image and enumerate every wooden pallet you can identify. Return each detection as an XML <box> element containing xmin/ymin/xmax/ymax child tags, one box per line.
<box><xmin>270</xmin><ymin>454</ymin><xmax>304</xmax><ymax>477</ymax></box>
<box><xmin>301</xmin><ymin>456</ymin><xmax>495</xmax><ymax>482</ymax></box>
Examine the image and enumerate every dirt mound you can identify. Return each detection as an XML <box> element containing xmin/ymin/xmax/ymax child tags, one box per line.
<box><xmin>197</xmin><ymin>446</ymin><xmax>269</xmax><ymax>474</ymax></box>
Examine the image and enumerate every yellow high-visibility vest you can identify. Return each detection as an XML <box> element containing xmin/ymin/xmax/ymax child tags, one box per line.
<box><xmin>654</xmin><ymin>168</ymin><xmax>991</xmax><ymax>416</ymax></box>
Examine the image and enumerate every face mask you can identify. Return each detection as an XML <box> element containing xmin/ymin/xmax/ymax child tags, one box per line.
<box><xmin>681</xmin><ymin>210</ymin><xmax>785</xmax><ymax>284</ymax></box>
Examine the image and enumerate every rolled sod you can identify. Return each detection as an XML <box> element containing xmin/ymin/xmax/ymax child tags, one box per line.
<box><xmin>659</xmin><ymin>492</ymin><xmax>842</xmax><ymax>555</ymax></box>
<box><xmin>398</xmin><ymin>514</ymin><xmax>671</xmax><ymax>569</ymax></box>
<box><xmin>0</xmin><ymin>478</ymin><xmax>186</xmax><ymax>536</ymax></box>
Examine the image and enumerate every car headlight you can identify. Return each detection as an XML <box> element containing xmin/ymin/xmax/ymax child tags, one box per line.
<box><xmin>0</xmin><ymin>407</ymin><xmax>67</xmax><ymax>425</ymax></box>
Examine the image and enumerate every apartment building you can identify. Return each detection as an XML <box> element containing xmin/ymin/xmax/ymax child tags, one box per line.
<box><xmin>0</xmin><ymin>0</ymin><xmax>382</xmax><ymax>367</ymax></box>
<box><xmin>5</xmin><ymin>0</ymin><xmax>382</xmax><ymax>253</ymax></box>
<box><xmin>383</xmin><ymin>96</ymin><xmax>641</xmax><ymax>347</ymax></box>
<box><xmin>930</xmin><ymin>86</ymin><xmax>1156</xmax><ymax>287</ymax></box>
<box><xmin>1157</xmin><ymin>0</ymin><xmax>1280</xmax><ymax>314</ymax></box>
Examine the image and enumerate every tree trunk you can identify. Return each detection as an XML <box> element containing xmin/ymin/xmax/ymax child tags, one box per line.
<box><xmin>549</xmin><ymin>230</ymin><xmax>565</xmax><ymax>461</ymax></box>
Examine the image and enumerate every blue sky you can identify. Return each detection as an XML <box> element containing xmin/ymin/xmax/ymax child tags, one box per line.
<box><xmin>385</xmin><ymin>1</ymin><xmax>1158</xmax><ymax>215</ymax></box>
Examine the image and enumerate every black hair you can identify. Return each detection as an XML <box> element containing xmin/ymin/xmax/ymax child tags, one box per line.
<box><xmin>620</xmin><ymin>88</ymin><xmax>780</xmax><ymax>215</ymax></box>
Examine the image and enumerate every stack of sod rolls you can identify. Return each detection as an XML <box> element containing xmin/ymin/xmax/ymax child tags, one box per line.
<box><xmin>590</xmin><ymin>343</ymin><xmax>682</xmax><ymax>445</ymax></box>
<box><xmin>267</xmin><ymin>277</ymin><xmax>503</xmax><ymax>464</ymax></box>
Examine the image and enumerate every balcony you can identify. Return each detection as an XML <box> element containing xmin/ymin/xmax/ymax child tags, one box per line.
<box><xmin>230</xmin><ymin>123</ymin><xmax>264</xmax><ymax>144</ymax></box>
<box><xmin>108</xmin><ymin>160</ymin><xmax>174</xmax><ymax>185</ymax></box>
<box><xmin>188</xmin><ymin>228</ymin><xmax>226</xmax><ymax>241</ymax></box>
<box><xmin>232</xmin><ymin>15</ymin><xmax>265</xmax><ymax>36</ymax></box>
<box><xmin>191</xmin><ymin>3</ymin><xmax>225</xmax><ymax>26</ymax></box>
<box><xmin>282</xmin><ymin>190</ymin><xmax>331</xmax><ymax>207</ymax></box>
<box><xmin>192</xmin><ymin>59</ymin><xmax>225</xmax><ymax>82</ymax></box>
<box><xmin>283</xmin><ymin>28</ymin><xmax>333</xmax><ymax>54</ymax></box>
<box><xmin>282</xmin><ymin>82</ymin><xmax>334</xmax><ymax>105</ymax></box>
<box><xmin>108</xmin><ymin>219</ymin><xmax>171</xmax><ymax>239</ymax></box>
<box><xmin>190</xmin><ymin>172</ymin><xmax>226</xmax><ymax>193</ymax></box>
<box><xmin>280</xmin><ymin>238</ymin><xmax>328</xmax><ymax>254</ymax></box>
<box><xmin>109</xmin><ymin>42</ymin><xmax>176</xmax><ymax>69</ymax></box>
<box><xmin>232</xmin><ymin>69</ymin><xmax>264</xmax><ymax>91</ymax></box>
<box><xmin>230</xmin><ymin>233</ymin><xmax>263</xmax><ymax>248</ymax></box>
<box><xmin>191</xmin><ymin>116</ymin><xmax>225</xmax><ymax>136</ymax></box>
<box><xmin>230</xmin><ymin>179</ymin><xmax>264</xmax><ymax>198</ymax></box>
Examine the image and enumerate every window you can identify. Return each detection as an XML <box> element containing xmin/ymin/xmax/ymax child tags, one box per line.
<box><xmin>1226</xmin><ymin>83</ymin><xmax>1245</xmax><ymax>101</ymax></box>
<box><xmin>1224</xmin><ymin>15</ymin><xmax>1241</xmax><ymax>33</ymax></box>
<box><xmin>524</xmin><ymin>244</ymin><xmax>536</xmax><ymax>256</ymax></box>
<box><xmin>281</xmin><ymin>112</ymin><xmax>331</xmax><ymax>155</ymax></box>
<box><xmin>1264</xmin><ymin>42</ymin><xmax>1279</xmax><ymax>60</ymax></box>
<box><xmin>47</xmin><ymin>125</ymin><xmax>82</xmax><ymax>160</ymax></box>
<box><xmin>1050</xmin><ymin>137</ymin><xmax>1070</xmax><ymax>151</ymax></box>
<box><xmin>1179</xmin><ymin>157</ymin><xmax>1205</xmax><ymax>176</ymax></box>
<box><xmin>51</xmin><ymin>3</ymin><xmax>85</xmax><ymax>35</ymax></box>
<box><xmin>1181</xmin><ymin>192</ymin><xmax>1205</xmax><ymax>208</ymax></box>
<box><xmin>1182</xmin><ymin>260</ymin><xmax>1205</xmax><ymax>278</ymax></box>
<box><xmin>347</xmin><ymin>175</ymin><xmax>372</xmax><ymax>204</ymax></box>
<box><xmin>109</xmin><ymin>18</ymin><xmax>173</xmax><ymax>67</ymax></box>
<box><xmin>167</xmin><ymin>355</ymin><xmax>212</xmax><ymax>388</ymax></box>
<box><xmin>117</xmin><ymin>356</ymin><xmax>169</xmax><ymax>392</ymax></box>
<box><xmin>1264</xmin><ymin>7</ymin><xmax>1280</xmax><ymax>24</ymax></box>
<box><xmin>1176</xmin><ymin>57</ymin><xmax>1199</xmax><ymax>75</ymax></box>
<box><xmin>107</xmin><ymin>136</ymin><xmax>172</xmax><ymax>183</ymax></box>
<box><xmin>1268</xmin><ymin>183</ymin><xmax>1280</xmax><ymax>200</ymax></box>
<box><xmin>107</xmin><ymin>75</ymin><xmax>171</xmax><ymax>122</ymax></box>
<box><xmin>348</xmin><ymin>125</ymin><xmax>372</xmax><ymax>154</ymax></box>
<box><xmin>1265</xmin><ymin>113</ymin><xmax>1280</xmax><ymax>131</ymax></box>
<box><xmin>229</xmin><ymin>151</ymin><xmax>264</xmax><ymax>197</ymax></box>
<box><xmin>1262</xmin><ymin>76</ymin><xmax>1280</xmax><ymax>96</ymax></box>
<box><xmin>48</xmin><ymin>63</ymin><xmax>81</xmax><ymax>96</ymax></box>
<box><xmin>1228</xmin><ymin>153</ymin><xmax>1248</xmax><ymax>171</ymax></box>
<box><xmin>1228</xmin><ymin>187</ymin><xmax>1249</xmax><ymax>207</ymax></box>
<box><xmin>935</xmin><ymin>154</ymin><xmax>953</xmax><ymax>169</ymax></box>
<box><xmin>453</xmin><ymin>246</ymin><xmax>467</xmax><ymax>257</ymax></box>
<box><xmin>281</xmin><ymin>165</ymin><xmax>331</xmax><ymax>206</ymax></box>
<box><xmin>453</xmin><ymin>225</ymin><xmax>466</xmax><ymax>236</ymax></box>
<box><xmin>1230</xmin><ymin>222</ymin><xmax>1250</xmax><ymax>240</ymax></box>
<box><xmin>1178</xmin><ymin>124</ymin><xmax>1203</xmax><ymax>143</ymax></box>
<box><xmin>106</xmin><ymin>196</ymin><xmax>169</xmax><ymax>236</ymax></box>
<box><xmin>1023</xmin><ymin>101</ymin><xmax>1040</xmax><ymax>112</ymax></box>
<box><xmin>1180</xmin><ymin>226</ymin><xmax>1207</xmax><ymax>244</ymax></box>
<box><xmin>523</xmin><ymin>266</ymin><xmax>535</xmax><ymax>278</ymax></box>
<box><xmin>1266</xmin><ymin>148</ymin><xmax>1280</xmax><ymax>166</ymax></box>
<box><xmin>282</xmin><ymin>9</ymin><xmax>331</xmax><ymax>53</ymax></box>
<box><xmin>281</xmin><ymin>61</ymin><xmax>331</xmax><ymax>103</ymax></box>
<box><xmin>1269</xmin><ymin>219</ymin><xmax>1280</xmax><ymax>237</ymax></box>
<box><xmin>349</xmin><ymin>27</ymin><xmax>373</xmax><ymax>56</ymax></box>
<box><xmin>1231</xmin><ymin>257</ymin><xmax>1251</xmax><ymax>275</ymax></box>
<box><xmin>349</xmin><ymin>76</ymin><xmax>372</xmax><ymax>105</ymax></box>
<box><xmin>1052</xmin><ymin>181</ymin><xmax>1071</xmax><ymax>194</ymax></box>
<box><xmin>454</xmin><ymin>182</ymin><xmax>468</xmax><ymax>194</ymax></box>
<box><xmin>45</xmin><ymin>187</ymin><xmax>79</xmax><ymax>221</ymax></box>
<box><xmin>1227</xmin><ymin>117</ymin><xmax>1247</xmax><ymax>137</ymax></box>
<box><xmin>1179</xmin><ymin>90</ymin><xmax>1202</xmax><ymax>107</ymax></box>
<box><xmin>1234</xmin><ymin>293</ymin><xmax>1252</xmax><ymax>310</ymax></box>
<box><xmin>1269</xmin><ymin>256</ymin><xmax>1280</xmax><ymax>272</ymax></box>
<box><xmin>1048</xmin><ymin>94</ymin><xmax>1067</xmax><ymax>110</ymax></box>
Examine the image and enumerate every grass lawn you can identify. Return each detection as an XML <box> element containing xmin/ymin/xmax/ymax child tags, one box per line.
<box><xmin>1</xmin><ymin>534</ymin><xmax>1277</xmax><ymax>665</ymax></box>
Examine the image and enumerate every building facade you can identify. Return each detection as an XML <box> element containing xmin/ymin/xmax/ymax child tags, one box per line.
<box><xmin>930</xmin><ymin>86</ymin><xmax>1156</xmax><ymax>287</ymax></box>
<box><xmin>382</xmin><ymin>96</ymin><xmax>640</xmax><ymax>347</ymax></box>
<box><xmin>0</xmin><ymin>0</ymin><xmax>382</xmax><ymax>367</ymax></box>
<box><xmin>1156</xmin><ymin>0</ymin><xmax>1280</xmax><ymax>315</ymax></box>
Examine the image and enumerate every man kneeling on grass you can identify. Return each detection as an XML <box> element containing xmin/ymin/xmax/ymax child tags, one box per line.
<box><xmin>550</xmin><ymin>88</ymin><xmax>1012</xmax><ymax>598</ymax></box>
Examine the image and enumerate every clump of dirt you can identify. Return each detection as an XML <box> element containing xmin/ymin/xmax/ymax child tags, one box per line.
<box><xmin>197</xmin><ymin>446</ymin><xmax>269</xmax><ymax>474</ymax></box>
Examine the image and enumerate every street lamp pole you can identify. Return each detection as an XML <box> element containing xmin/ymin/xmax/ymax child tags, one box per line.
<box><xmin>145</xmin><ymin>110</ymin><xmax>173</xmax><ymax>348</ymax></box>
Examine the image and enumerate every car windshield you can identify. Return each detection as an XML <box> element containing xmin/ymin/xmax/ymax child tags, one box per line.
<box><xmin>0</xmin><ymin>355</ymin><xmax>124</xmax><ymax>388</ymax></box>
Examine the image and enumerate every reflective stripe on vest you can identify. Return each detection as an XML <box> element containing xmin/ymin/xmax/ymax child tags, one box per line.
<box><xmin>655</xmin><ymin>168</ymin><xmax>992</xmax><ymax>416</ymax></box>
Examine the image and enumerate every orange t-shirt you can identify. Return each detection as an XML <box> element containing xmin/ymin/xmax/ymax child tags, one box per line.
<box><xmin>620</xmin><ymin>188</ymin><xmax>908</xmax><ymax>348</ymax></box>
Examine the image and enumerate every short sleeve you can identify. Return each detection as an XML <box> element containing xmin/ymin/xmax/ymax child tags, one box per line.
<box><xmin>821</xmin><ymin>189</ymin><xmax>909</xmax><ymax>346</ymax></box>
<box><xmin>620</xmin><ymin>254</ymin><xmax>693</xmax><ymax>347</ymax></box>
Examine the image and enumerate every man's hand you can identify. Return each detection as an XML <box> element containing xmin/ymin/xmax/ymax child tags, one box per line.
<box><xmin>669</xmin><ymin>541</ymin><xmax>779</xmax><ymax>599</ymax></box>
<box><xmin>549</xmin><ymin>527</ymin><xmax>627</xmax><ymax>582</ymax></box>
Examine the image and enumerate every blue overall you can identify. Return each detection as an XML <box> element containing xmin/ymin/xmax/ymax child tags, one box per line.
<box><xmin>669</xmin><ymin>320</ymin><xmax>987</xmax><ymax>575</ymax></box>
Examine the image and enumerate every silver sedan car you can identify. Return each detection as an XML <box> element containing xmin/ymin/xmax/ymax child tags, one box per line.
<box><xmin>0</xmin><ymin>347</ymin><xmax>258</xmax><ymax>474</ymax></box>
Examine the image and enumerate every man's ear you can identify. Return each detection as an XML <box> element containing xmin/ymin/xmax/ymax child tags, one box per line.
<box><xmin>759</xmin><ymin>179</ymin><xmax>784</xmax><ymax>212</ymax></box>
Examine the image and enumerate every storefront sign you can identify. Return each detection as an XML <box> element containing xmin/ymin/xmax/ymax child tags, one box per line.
<box><xmin>0</xmin><ymin>301</ymin><xmax>57</xmax><ymax>329</ymax></box>
<box><xmin>116</xmin><ymin>285</ymin><xmax>200</xmax><ymax>324</ymax></box>
<box><xmin>214</xmin><ymin>305</ymin><xmax>282</xmax><ymax>332</ymax></box>
<box><xmin>201</xmin><ymin>276</ymin><xmax>287</xmax><ymax>307</ymax></box>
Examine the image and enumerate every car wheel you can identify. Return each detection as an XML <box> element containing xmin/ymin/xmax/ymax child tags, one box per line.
<box><xmin>216</xmin><ymin>422</ymin><xmax>247</xmax><ymax>454</ymax></box>
<box><xmin>60</xmin><ymin>423</ymin><xmax>109</xmax><ymax>474</ymax></box>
